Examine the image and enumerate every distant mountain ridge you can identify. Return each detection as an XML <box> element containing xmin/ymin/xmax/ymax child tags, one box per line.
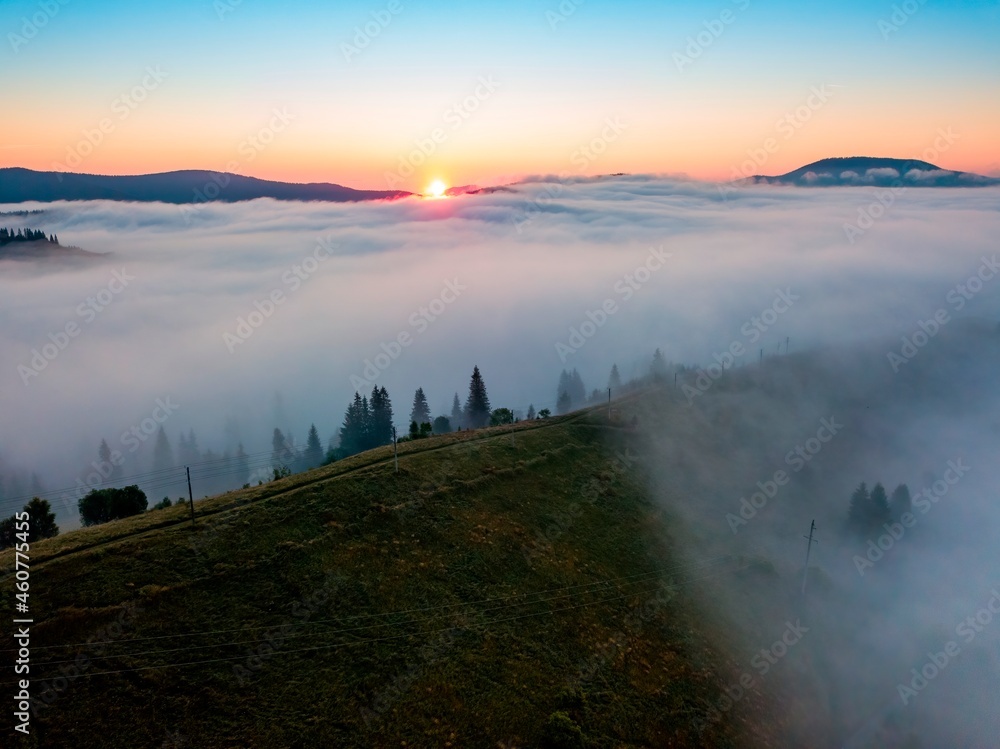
<box><xmin>752</xmin><ymin>157</ymin><xmax>999</xmax><ymax>187</ymax></box>
<box><xmin>0</xmin><ymin>168</ymin><xmax>412</xmax><ymax>204</ymax></box>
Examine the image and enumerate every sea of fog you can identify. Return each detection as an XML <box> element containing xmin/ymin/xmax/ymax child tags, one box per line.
<box><xmin>2</xmin><ymin>176</ymin><xmax>999</xmax><ymax>526</ymax></box>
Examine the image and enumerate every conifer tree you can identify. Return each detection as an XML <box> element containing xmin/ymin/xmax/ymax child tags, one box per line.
<box><xmin>235</xmin><ymin>442</ymin><xmax>249</xmax><ymax>486</ymax></box>
<box><xmin>464</xmin><ymin>366</ymin><xmax>491</xmax><ymax>429</ymax></box>
<box><xmin>609</xmin><ymin>364</ymin><xmax>622</xmax><ymax>391</ymax></box>
<box><xmin>409</xmin><ymin>388</ymin><xmax>431</xmax><ymax>428</ymax></box>
<box><xmin>369</xmin><ymin>386</ymin><xmax>394</xmax><ymax>448</ymax></box>
<box><xmin>890</xmin><ymin>484</ymin><xmax>912</xmax><ymax>520</ymax></box>
<box><xmin>870</xmin><ymin>483</ymin><xmax>891</xmax><ymax>526</ymax></box>
<box><xmin>848</xmin><ymin>482</ymin><xmax>870</xmax><ymax>532</ymax></box>
<box><xmin>152</xmin><ymin>427</ymin><xmax>175</xmax><ymax>472</ymax></box>
<box><xmin>98</xmin><ymin>438</ymin><xmax>122</xmax><ymax>482</ymax></box>
<box><xmin>304</xmin><ymin>424</ymin><xmax>323</xmax><ymax>469</ymax></box>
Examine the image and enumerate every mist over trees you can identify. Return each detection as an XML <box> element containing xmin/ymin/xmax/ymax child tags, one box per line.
<box><xmin>847</xmin><ymin>481</ymin><xmax>912</xmax><ymax>536</ymax></box>
<box><xmin>0</xmin><ymin>227</ymin><xmax>58</xmax><ymax>246</ymax></box>
<box><xmin>5</xmin><ymin>351</ymin><xmax>665</xmax><ymax>530</ymax></box>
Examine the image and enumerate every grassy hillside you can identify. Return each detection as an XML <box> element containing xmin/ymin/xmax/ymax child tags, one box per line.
<box><xmin>0</xmin><ymin>404</ymin><xmax>788</xmax><ymax>748</ymax></box>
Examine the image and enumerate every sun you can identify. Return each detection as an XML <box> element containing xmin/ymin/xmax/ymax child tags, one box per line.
<box><xmin>426</xmin><ymin>179</ymin><xmax>448</xmax><ymax>198</ymax></box>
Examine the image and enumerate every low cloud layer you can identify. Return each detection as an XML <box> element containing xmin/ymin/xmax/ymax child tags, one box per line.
<box><xmin>1</xmin><ymin>177</ymin><xmax>998</xmax><ymax>530</ymax></box>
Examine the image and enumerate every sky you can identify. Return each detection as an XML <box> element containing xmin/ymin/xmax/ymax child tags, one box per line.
<box><xmin>2</xmin><ymin>0</ymin><xmax>999</xmax><ymax>191</ymax></box>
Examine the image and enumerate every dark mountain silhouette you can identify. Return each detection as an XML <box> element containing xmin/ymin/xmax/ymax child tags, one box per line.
<box><xmin>752</xmin><ymin>157</ymin><xmax>999</xmax><ymax>187</ymax></box>
<box><xmin>0</xmin><ymin>168</ymin><xmax>412</xmax><ymax>204</ymax></box>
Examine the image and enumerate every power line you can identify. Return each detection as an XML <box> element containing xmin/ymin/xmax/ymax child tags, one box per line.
<box><xmin>7</xmin><ymin>560</ymin><xmax>751</xmax><ymax>685</ymax></box>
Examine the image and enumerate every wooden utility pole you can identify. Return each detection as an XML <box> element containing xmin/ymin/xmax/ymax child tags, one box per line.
<box><xmin>801</xmin><ymin>519</ymin><xmax>818</xmax><ymax>596</ymax></box>
<box><xmin>392</xmin><ymin>426</ymin><xmax>399</xmax><ymax>474</ymax></box>
<box><xmin>607</xmin><ymin>388</ymin><xmax>611</xmax><ymax>419</ymax></box>
<box><xmin>186</xmin><ymin>466</ymin><xmax>195</xmax><ymax>524</ymax></box>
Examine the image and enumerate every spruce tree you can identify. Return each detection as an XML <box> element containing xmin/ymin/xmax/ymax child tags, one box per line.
<box><xmin>339</xmin><ymin>392</ymin><xmax>367</xmax><ymax>456</ymax></box>
<box><xmin>409</xmin><ymin>388</ymin><xmax>431</xmax><ymax>428</ymax></box>
<box><xmin>451</xmin><ymin>393</ymin><xmax>464</xmax><ymax>429</ymax></box>
<box><xmin>464</xmin><ymin>366</ymin><xmax>491</xmax><ymax>429</ymax></box>
<box><xmin>304</xmin><ymin>424</ymin><xmax>323</xmax><ymax>469</ymax></box>
<box><xmin>235</xmin><ymin>442</ymin><xmax>249</xmax><ymax>486</ymax></box>
<box><xmin>609</xmin><ymin>364</ymin><xmax>622</xmax><ymax>391</ymax></box>
<box><xmin>370</xmin><ymin>386</ymin><xmax>393</xmax><ymax>448</ymax></box>
<box><xmin>890</xmin><ymin>484</ymin><xmax>912</xmax><ymax>520</ymax></box>
<box><xmin>179</xmin><ymin>428</ymin><xmax>201</xmax><ymax>466</ymax></box>
<box><xmin>152</xmin><ymin>427</ymin><xmax>175</xmax><ymax>472</ymax></box>
<box><xmin>556</xmin><ymin>370</ymin><xmax>571</xmax><ymax>408</ymax></box>
<box><xmin>271</xmin><ymin>428</ymin><xmax>291</xmax><ymax>470</ymax></box>
<box><xmin>651</xmin><ymin>348</ymin><xmax>667</xmax><ymax>379</ymax></box>
<box><xmin>570</xmin><ymin>369</ymin><xmax>586</xmax><ymax>406</ymax></box>
<box><xmin>848</xmin><ymin>482</ymin><xmax>871</xmax><ymax>533</ymax></box>
<box><xmin>870</xmin><ymin>483</ymin><xmax>891</xmax><ymax>526</ymax></box>
<box><xmin>526</xmin><ymin>404</ymin><xmax>536</xmax><ymax>420</ymax></box>
<box><xmin>98</xmin><ymin>438</ymin><xmax>122</xmax><ymax>482</ymax></box>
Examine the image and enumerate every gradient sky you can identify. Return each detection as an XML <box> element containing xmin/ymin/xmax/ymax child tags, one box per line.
<box><xmin>2</xmin><ymin>0</ymin><xmax>998</xmax><ymax>191</ymax></box>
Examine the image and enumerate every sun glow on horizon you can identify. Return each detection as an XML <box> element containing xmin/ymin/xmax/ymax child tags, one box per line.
<box><xmin>426</xmin><ymin>180</ymin><xmax>448</xmax><ymax>198</ymax></box>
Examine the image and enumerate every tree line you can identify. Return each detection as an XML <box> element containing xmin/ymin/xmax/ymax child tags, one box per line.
<box><xmin>0</xmin><ymin>227</ymin><xmax>58</xmax><ymax>246</ymax></box>
<box><xmin>847</xmin><ymin>481</ymin><xmax>912</xmax><ymax>535</ymax></box>
<box><xmin>5</xmin><ymin>351</ymin><xmax>669</xmax><ymax>533</ymax></box>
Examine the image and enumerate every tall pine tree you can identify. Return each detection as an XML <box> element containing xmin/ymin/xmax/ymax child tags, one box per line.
<box><xmin>304</xmin><ymin>424</ymin><xmax>323</xmax><ymax>469</ymax></box>
<box><xmin>609</xmin><ymin>363</ymin><xmax>622</xmax><ymax>391</ymax></box>
<box><xmin>369</xmin><ymin>386</ymin><xmax>394</xmax><ymax>449</ymax></box>
<box><xmin>848</xmin><ymin>482</ymin><xmax>871</xmax><ymax>532</ymax></box>
<box><xmin>409</xmin><ymin>388</ymin><xmax>431</xmax><ymax>428</ymax></box>
<box><xmin>152</xmin><ymin>427</ymin><xmax>175</xmax><ymax>472</ymax></box>
<box><xmin>464</xmin><ymin>366</ymin><xmax>491</xmax><ymax>429</ymax></box>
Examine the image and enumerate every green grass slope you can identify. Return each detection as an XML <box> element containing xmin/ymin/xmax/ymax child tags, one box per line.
<box><xmin>1</xmin><ymin>405</ymin><xmax>785</xmax><ymax>748</ymax></box>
